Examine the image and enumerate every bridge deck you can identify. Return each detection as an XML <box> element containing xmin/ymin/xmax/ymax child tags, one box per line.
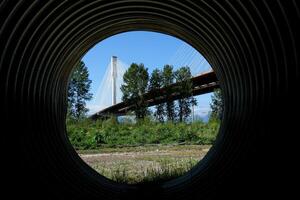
<box><xmin>91</xmin><ymin>71</ymin><xmax>219</xmax><ymax>119</ymax></box>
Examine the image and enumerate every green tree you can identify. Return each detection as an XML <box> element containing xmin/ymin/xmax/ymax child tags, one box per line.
<box><xmin>68</xmin><ymin>61</ymin><xmax>92</xmax><ymax>120</ymax></box>
<box><xmin>121</xmin><ymin>63</ymin><xmax>149</xmax><ymax>119</ymax></box>
<box><xmin>210</xmin><ymin>89</ymin><xmax>223</xmax><ymax>120</ymax></box>
<box><xmin>162</xmin><ymin>65</ymin><xmax>176</xmax><ymax>121</ymax></box>
<box><xmin>149</xmin><ymin>69</ymin><xmax>165</xmax><ymax>122</ymax></box>
<box><xmin>175</xmin><ymin>66</ymin><xmax>197</xmax><ymax>122</ymax></box>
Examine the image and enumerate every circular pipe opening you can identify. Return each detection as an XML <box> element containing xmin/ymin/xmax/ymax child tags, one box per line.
<box><xmin>65</xmin><ymin>30</ymin><xmax>222</xmax><ymax>186</ymax></box>
<box><xmin>1</xmin><ymin>1</ymin><xmax>298</xmax><ymax>199</ymax></box>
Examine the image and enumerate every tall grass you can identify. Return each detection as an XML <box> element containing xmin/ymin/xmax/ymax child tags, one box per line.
<box><xmin>141</xmin><ymin>158</ymin><xmax>198</xmax><ymax>183</ymax></box>
<box><xmin>92</xmin><ymin>157</ymin><xmax>199</xmax><ymax>184</ymax></box>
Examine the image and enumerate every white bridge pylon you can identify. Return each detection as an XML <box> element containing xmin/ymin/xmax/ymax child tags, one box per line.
<box><xmin>111</xmin><ymin>56</ymin><xmax>118</xmax><ymax>106</ymax></box>
<box><xmin>89</xmin><ymin>56</ymin><xmax>129</xmax><ymax>114</ymax></box>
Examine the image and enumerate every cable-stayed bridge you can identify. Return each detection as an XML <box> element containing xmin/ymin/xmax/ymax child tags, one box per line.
<box><xmin>90</xmin><ymin>69</ymin><xmax>219</xmax><ymax>119</ymax></box>
<box><xmin>88</xmin><ymin>43</ymin><xmax>219</xmax><ymax>119</ymax></box>
<box><xmin>89</xmin><ymin>58</ymin><xmax>219</xmax><ymax>119</ymax></box>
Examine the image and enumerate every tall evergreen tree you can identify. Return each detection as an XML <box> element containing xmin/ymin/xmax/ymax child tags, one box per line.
<box><xmin>68</xmin><ymin>61</ymin><xmax>92</xmax><ymax>120</ymax></box>
<box><xmin>175</xmin><ymin>66</ymin><xmax>197</xmax><ymax>122</ymax></box>
<box><xmin>149</xmin><ymin>69</ymin><xmax>165</xmax><ymax>122</ymax></box>
<box><xmin>121</xmin><ymin>63</ymin><xmax>149</xmax><ymax>119</ymax></box>
<box><xmin>210</xmin><ymin>89</ymin><xmax>223</xmax><ymax>120</ymax></box>
<box><xmin>162</xmin><ymin>65</ymin><xmax>176</xmax><ymax>121</ymax></box>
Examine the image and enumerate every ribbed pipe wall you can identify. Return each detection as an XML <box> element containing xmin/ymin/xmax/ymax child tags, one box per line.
<box><xmin>1</xmin><ymin>1</ymin><xmax>299</xmax><ymax>199</ymax></box>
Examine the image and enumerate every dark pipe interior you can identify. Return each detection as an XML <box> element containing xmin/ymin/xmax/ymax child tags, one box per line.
<box><xmin>1</xmin><ymin>1</ymin><xmax>299</xmax><ymax>199</ymax></box>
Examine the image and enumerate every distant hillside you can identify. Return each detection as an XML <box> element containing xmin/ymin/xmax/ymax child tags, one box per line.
<box><xmin>194</xmin><ymin>111</ymin><xmax>211</xmax><ymax>123</ymax></box>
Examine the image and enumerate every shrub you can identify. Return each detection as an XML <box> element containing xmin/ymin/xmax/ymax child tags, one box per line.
<box><xmin>66</xmin><ymin>117</ymin><xmax>219</xmax><ymax>149</ymax></box>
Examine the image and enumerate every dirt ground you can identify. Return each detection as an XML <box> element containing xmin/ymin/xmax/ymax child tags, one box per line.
<box><xmin>78</xmin><ymin>145</ymin><xmax>211</xmax><ymax>184</ymax></box>
<box><xmin>80</xmin><ymin>145</ymin><xmax>211</xmax><ymax>164</ymax></box>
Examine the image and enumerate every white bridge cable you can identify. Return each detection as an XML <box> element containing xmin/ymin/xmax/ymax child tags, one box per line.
<box><xmin>168</xmin><ymin>44</ymin><xmax>188</xmax><ymax>67</ymax></box>
<box><xmin>90</xmin><ymin>62</ymin><xmax>113</xmax><ymax>112</ymax></box>
<box><xmin>116</xmin><ymin>59</ymin><xmax>129</xmax><ymax>104</ymax></box>
<box><xmin>89</xmin><ymin>43</ymin><xmax>212</xmax><ymax>114</ymax></box>
<box><xmin>167</xmin><ymin>43</ymin><xmax>212</xmax><ymax>76</ymax></box>
<box><xmin>176</xmin><ymin>46</ymin><xmax>195</xmax><ymax>68</ymax></box>
<box><xmin>88</xmin><ymin>58</ymin><xmax>129</xmax><ymax>114</ymax></box>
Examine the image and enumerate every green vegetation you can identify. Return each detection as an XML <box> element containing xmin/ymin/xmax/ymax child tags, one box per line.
<box><xmin>121</xmin><ymin>64</ymin><xmax>198</xmax><ymax>122</ymax></box>
<box><xmin>121</xmin><ymin>63</ymin><xmax>149</xmax><ymax>119</ymax></box>
<box><xmin>149</xmin><ymin>69</ymin><xmax>164</xmax><ymax>122</ymax></box>
<box><xmin>66</xmin><ymin>117</ymin><xmax>219</xmax><ymax>150</ymax></box>
<box><xmin>210</xmin><ymin>89</ymin><xmax>223</xmax><ymax>120</ymax></box>
<box><xmin>162</xmin><ymin>65</ymin><xmax>177</xmax><ymax>121</ymax></box>
<box><xmin>67</xmin><ymin>61</ymin><xmax>92</xmax><ymax>120</ymax></box>
<box><xmin>175</xmin><ymin>66</ymin><xmax>197</xmax><ymax>122</ymax></box>
<box><xmin>66</xmin><ymin>60</ymin><xmax>222</xmax><ymax>184</ymax></box>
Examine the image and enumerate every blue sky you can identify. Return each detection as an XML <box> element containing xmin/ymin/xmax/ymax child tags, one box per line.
<box><xmin>81</xmin><ymin>31</ymin><xmax>213</xmax><ymax>117</ymax></box>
